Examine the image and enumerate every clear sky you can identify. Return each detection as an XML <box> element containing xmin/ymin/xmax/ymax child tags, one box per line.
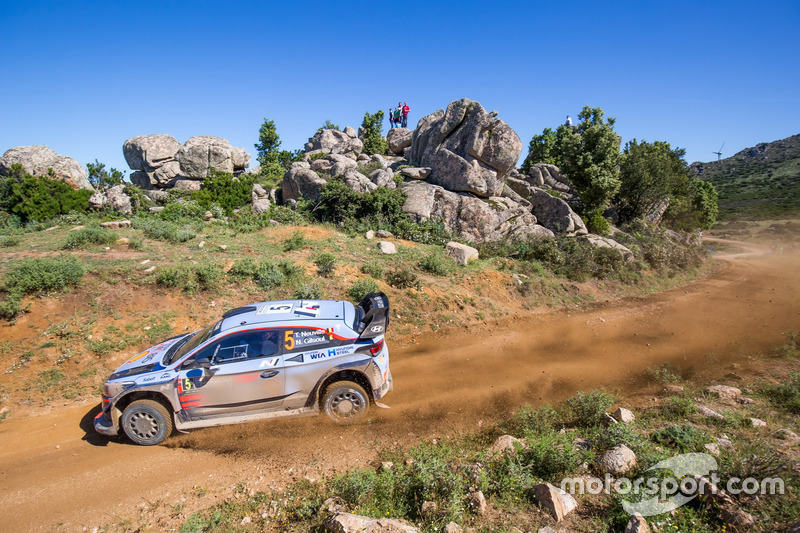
<box><xmin>1</xmin><ymin>0</ymin><xmax>798</xmax><ymax>177</ymax></box>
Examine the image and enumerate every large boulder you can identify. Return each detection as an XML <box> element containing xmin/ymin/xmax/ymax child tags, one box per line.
<box><xmin>408</xmin><ymin>98</ymin><xmax>522</xmax><ymax>197</ymax></box>
<box><xmin>0</xmin><ymin>145</ymin><xmax>93</xmax><ymax>190</ymax></box>
<box><xmin>387</xmin><ymin>128</ymin><xmax>413</xmax><ymax>155</ymax></box>
<box><xmin>89</xmin><ymin>184</ymin><xmax>132</xmax><ymax>215</ymax></box>
<box><xmin>325</xmin><ymin>512</ymin><xmax>418</xmax><ymax>533</ymax></box>
<box><xmin>305</xmin><ymin>129</ymin><xmax>363</xmax><ymax>159</ymax></box>
<box><xmin>526</xmin><ymin>187</ymin><xmax>587</xmax><ymax>235</ymax></box>
<box><xmin>282</xmin><ymin>167</ymin><xmax>328</xmax><ymax>203</ymax></box>
<box><xmin>401</xmin><ymin>181</ymin><xmax>553</xmax><ymax>244</ymax></box>
<box><xmin>123</xmin><ymin>134</ymin><xmax>181</xmax><ymax>172</ymax></box>
<box><xmin>177</xmin><ymin>136</ymin><xmax>235</xmax><ymax>178</ymax></box>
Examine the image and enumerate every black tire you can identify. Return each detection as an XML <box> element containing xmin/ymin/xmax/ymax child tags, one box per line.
<box><xmin>321</xmin><ymin>381</ymin><xmax>369</xmax><ymax>424</ymax></box>
<box><xmin>121</xmin><ymin>399</ymin><xmax>173</xmax><ymax>445</ymax></box>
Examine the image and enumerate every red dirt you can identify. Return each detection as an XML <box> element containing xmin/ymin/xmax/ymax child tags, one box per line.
<box><xmin>1</xmin><ymin>237</ymin><xmax>799</xmax><ymax>531</ymax></box>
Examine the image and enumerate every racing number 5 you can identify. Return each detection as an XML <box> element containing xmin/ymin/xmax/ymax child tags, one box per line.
<box><xmin>284</xmin><ymin>330</ymin><xmax>294</xmax><ymax>351</ymax></box>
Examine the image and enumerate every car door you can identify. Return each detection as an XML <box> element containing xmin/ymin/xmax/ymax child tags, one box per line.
<box><xmin>279</xmin><ymin>326</ymin><xmax>342</xmax><ymax>409</ymax></box>
<box><xmin>176</xmin><ymin>328</ymin><xmax>286</xmax><ymax>419</ymax></box>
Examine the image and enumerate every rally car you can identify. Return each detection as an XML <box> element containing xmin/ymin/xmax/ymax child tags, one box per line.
<box><xmin>94</xmin><ymin>293</ymin><xmax>392</xmax><ymax>445</ymax></box>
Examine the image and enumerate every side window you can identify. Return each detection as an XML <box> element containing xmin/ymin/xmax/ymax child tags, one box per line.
<box><xmin>194</xmin><ymin>330</ymin><xmax>280</xmax><ymax>364</ymax></box>
<box><xmin>281</xmin><ymin>327</ymin><xmax>332</xmax><ymax>353</ymax></box>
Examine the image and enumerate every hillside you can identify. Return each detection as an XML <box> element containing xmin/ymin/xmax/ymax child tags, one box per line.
<box><xmin>691</xmin><ymin>134</ymin><xmax>800</xmax><ymax>219</ymax></box>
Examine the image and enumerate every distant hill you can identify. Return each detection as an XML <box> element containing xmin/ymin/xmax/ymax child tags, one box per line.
<box><xmin>690</xmin><ymin>134</ymin><xmax>800</xmax><ymax>219</ymax></box>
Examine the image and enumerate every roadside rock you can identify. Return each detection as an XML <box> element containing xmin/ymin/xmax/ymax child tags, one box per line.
<box><xmin>705</xmin><ymin>385</ymin><xmax>741</xmax><ymax>400</ymax></box>
<box><xmin>596</xmin><ymin>444</ymin><xmax>637</xmax><ymax>475</ymax></box>
<box><xmin>324</xmin><ymin>512</ymin><xmax>418</xmax><ymax>533</ymax></box>
<box><xmin>488</xmin><ymin>434</ymin><xmax>525</xmax><ymax>455</ymax></box>
<box><xmin>400</xmin><ymin>167</ymin><xmax>431</xmax><ymax>180</ymax></box>
<box><xmin>625</xmin><ymin>513</ymin><xmax>652</xmax><ymax>533</ymax></box>
<box><xmin>749</xmin><ymin>418</ymin><xmax>767</xmax><ymax>427</ymax></box>
<box><xmin>0</xmin><ymin>145</ymin><xmax>93</xmax><ymax>190</ymax></box>
<box><xmin>408</xmin><ymin>98</ymin><xmax>522</xmax><ymax>197</ymax></box>
<box><xmin>775</xmin><ymin>429</ymin><xmax>800</xmax><ymax>443</ymax></box>
<box><xmin>466</xmin><ymin>491</ymin><xmax>487</xmax><ymax>515</ymax></box>
<box><xmin>526</xmin><ymin>187</ymin><xmax>587</xmax><ymax>235</ymax></box>
<box><xmin>445</xmin><ymin>242</ymin><xmax>479</xmax><ymax>266</ymax></box>
<box><xmin>100</xmin><ymin>219</ymin><xmax>131</xmax><ymax>229</ymax></box>
<box><xmin>614</xmin><ymin>407</ymin><xmax>636</xmax><ymax>423</ymax></box>
<box><xmin>580</xmin><ymin>234</ymin><xmax>634</xmax><ymax>262</ymax></box>
<box><xmin>343</xmin><ymin>168</ymin><xmax>378</xmax><ymax>194</ymax></box>
<box><xmin>443</xmin><ymin>522</ymin><xmax>462</xmax><ymax>533</ymax></box>
<box><xmin>178</xmin><ymin>136</ymin><xmax>236</xmax><ymax>177</ymax></box>
<box><xmin>696</xmin><ymin>406</ymin><xmax>725</xmax><ymax>420</ymax></box>
<box><xmin>377</xmin><ymin>241</ymin><xmax>397</xmax><ymax>254</ymax></box>
<box><xmin>531</xmin><ymin>483</ymin><xmax>576</xmax><ymax>522</ymax></box>
<box><xmin>90</xmin><ymin>185</ymin><xmax>132</xmax><ymax>215</ymax></box>
<box><xmin>369</xmin><ymin>168</ymin><xmax>396</xmax><ymax>189</ymax></box>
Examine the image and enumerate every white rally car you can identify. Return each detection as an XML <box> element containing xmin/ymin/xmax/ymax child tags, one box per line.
<box><xmin>94</xmin><ymin>293</ymin><xmax>392</xmax><ymax>445</ymax></box>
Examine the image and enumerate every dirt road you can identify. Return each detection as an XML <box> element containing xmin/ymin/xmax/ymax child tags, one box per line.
<box><xmin>1</xmin><ymin>239</ymin><xmax>799</xmax><ymax>532</ymax></box>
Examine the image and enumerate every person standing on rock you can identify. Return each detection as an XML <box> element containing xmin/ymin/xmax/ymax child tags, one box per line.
<box><xmin>389</xmin><ymin>107</ymin><xmax>396</xmax><ymax>128</ymax></box>
<box><xmin>565</xmin><ymin>115</ymin><xmax>572</xmax><ymax>127</ymax></box>
<box><xmin>393</xmin><ymin>104</ymin><xmax>402</xmax><ymax>129</ymax></box>
<box><xmin>402</xmin><ymin>102</ymin><xmax>410</xmax><ymax>128</ymax></box>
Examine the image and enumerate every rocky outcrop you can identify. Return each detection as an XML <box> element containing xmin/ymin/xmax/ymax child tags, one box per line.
<box><xmin>251</xmin><ymin>183</ymin><xmax>271</xmax><ymax>213</ymax></box>
<box><xmin>282</xmin><ymin>167</ymin><xmax>328</xmax><ymax>203</ymax></box>
<box><xmin>408</xmin><ymin>98</ymin><xmax>522</xmax><ymax>197</ymax></box>
<box><xmin>0</xmin><ymin>145</ymin><xmax>93</xmax><ymax>190</ymax></box>
<box><xmin>88</xmin><ymin>185</ymin><xmax>132</xmax><ymax>214</ymax></box>
<box><xmin>305</xmin><ymin>128</ymin><xmax>363</xmax><ymax>160</ymax></box>
<box><xmin>580</xmin><ymin>234</ymin><xmax>634</xmax><ymax>262</ymax></box>
<box><xmin>401</xmin><ymin>181</ymin><xmax>553</xmax><ymax>244</ymax></box>
<box><xmin>124</xmin><ymin>134</ymin><xmax>250</xmax><ymax>189</ymax></box>
<box><xmin>325</xmin><ymin>512</ymin><xmax>418</xmax><ymax>533</ymax></box>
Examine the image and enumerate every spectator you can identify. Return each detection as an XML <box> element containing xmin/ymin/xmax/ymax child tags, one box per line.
<box><xmin>565</xmin><ymin>115</ymin><xmax>572</xmax><ymax>127</ymax></box>
<box><xmin>402</xmin><ymin>102</ymin><xmax>410</xmax><ymax>128</ymax></box>
<box><xmin>393</xmin><ymin>104</ymin><xmax>402</xmax><ymax>128</ymax></box>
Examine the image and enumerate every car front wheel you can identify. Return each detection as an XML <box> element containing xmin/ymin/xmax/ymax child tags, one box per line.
<box><xmin>322</xmin><ymin>381</ymin><xmax>369</xmax><ymax>424</ymax></box>
<box><xmin>121</xmin><ymin>399</ymin><xmax>173</xmax><ymax>445</ymax></box>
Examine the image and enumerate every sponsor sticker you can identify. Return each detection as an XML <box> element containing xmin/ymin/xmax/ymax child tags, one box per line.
<box><xmin>125</xmin><ymin>350</ymin><xmax>150</xmax><ymax>364</ymax></box>
<box><xmin>256</xmin><ymin>304</ymin><xmax>294</xmax><ymax>315</ymax></box>
<box><xmin>259</xmin><ymin>357</ymin><xmax>280</xmax><ymax>368</ymax></box>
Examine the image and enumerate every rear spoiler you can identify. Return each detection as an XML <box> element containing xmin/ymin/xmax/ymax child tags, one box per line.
<box><xmin>354</xmin><ymin>292</ymin><xmax>390</xmax><ymax>339</ymax></box>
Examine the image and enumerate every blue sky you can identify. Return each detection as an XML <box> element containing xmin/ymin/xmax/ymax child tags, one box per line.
<box><xmin>1</xmin><ymin>0</ymin><xmax>798</xmax><ymax>177</ymax></box>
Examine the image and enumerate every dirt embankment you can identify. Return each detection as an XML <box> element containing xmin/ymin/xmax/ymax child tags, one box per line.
<box><xmin>1</xmin><ymin>237</ymin><xmax>799</xmax><ymax>532</ymax></box>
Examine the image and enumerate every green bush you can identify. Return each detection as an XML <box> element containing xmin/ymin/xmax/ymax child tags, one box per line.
<box><xmin>360</xmin><ymin>110</ymin><xmax>388</xmax><ymax>155</ymax></box>
<box><xmin>1</xmin><ymin>255</ymin><xmax>84</xmax><ymax>319</ymax></box>
<box><xmin>652</xmin><ymin>424</ymin><xmax>712</xmax><ymax>452</ymax></box>
<box><xmin>316</xmin><ymin>179</ymin><xmax>407</xmax><ymax>227</ymax></box>
<box><xmin>585</xmin><ymin>209</ymin><xmax>611</xmax><ymax>236</ymax></box>
<box><xmin>348</xmin><ymin>278</ymin><xmax>380</xmax><ymax>301</ymax></box>
<box><xmin>0</xmin><ymin>235</ymin><xmax>21</xmax><ymax>247</ymax></box>
<box><xmin>386</xmin><ymin>268</ymin><xmax>420</xmax><ymax>289</ymax></box>
<box><xmin>360</xmin><ymin>262</ymin><xmax>384</xmax><ymax>279</ymax></box>
<box><xmin>194</xmin><ymin>170</ymin><xmax>255</xmax><ymax>215</ymax></box>
<box><xmin>62</xmin><ymin>226</ymin><xmax>117</xmax><ymax>249</ymax></box>
<box><xmin>194</xmin><ymin>263</ymin><xmax>224</xmax><ymax>290</ymax></box>
<box><xmin>254</xmin><ymin>262</ymin><xmax>286</xmax><ymax>290</ymax></box>
<box><xmin>122</xmin><ymin>185</ymin><xmax>154</xmax><ymax>214</ymax></box>
<box><xmin>133</xmin><ymin>217</ymin><xmax>197</xmax><ymax>243</ymax></box>
<box><xmin>391</xmin><ymin>218</ymin><xmax>456</xmax><ymax>246</ymax></box>
<box><xmin>228</xmin><ymin>257</ymin><xmax>259</xmax><ymax>278</ymax></box>
<box><xmin>643</xmin><ymin>362</ymin><xmax>682</xmax><ymax>384</ymax></box>
<box><xmin>314</xmin><ymin>252</ymin><xmax>337</xmax><ymax>277</ymax></box>
<box><xmin>283</xmin><ymin>231</ymin><xmax>308</xmax><ymax>251</ymax></box>
<box><xmin>418</xmin><ymin>252</ymin><xmax>453</xmax><ymax>276</ymax></box>
<box><xmin>292</xmin><ymin>283</ymin><xmax>322</xmax><ymax>300</ymax></box>
<box><xmin>499</xmin><ymin>404</ymin><xmax>562</xmax><ymax>436</ymax></box>
<box><xmin>520</xmin><ymin>431</ymin><xmax>584</xmax><ymax>479</ymax></box>
<box><xmin>2</xmin><ymin>168</ymin><xmax>92</xmax><ymax>222</ymax></box>
<box><xmin>662</xmin><ymin>396</ymin><xmax>694</xmax><ymax>417</ymax></box>
<box><xmin>156</xmin><ymin>267</ymin><xmax>192</xmax><ymax>289</ymax></box>
<box><xmin>157</xmin><ymin>199</ymin><xmax>208</xmax><ymax>221</ymax></box>
<box><xmin>566</xmin><ymin>391</ymin><xmax>614</xmax><ymax>427</ymax></box>
<box><xmin>764</xmin><ymin>372</ymin><xmax>800</xmax><ymax>415</ymax></box>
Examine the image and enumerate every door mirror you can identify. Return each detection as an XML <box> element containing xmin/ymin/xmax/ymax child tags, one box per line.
<box><xmin>185</xmin><ymin>368</ymin><xmax>204</xmax><ymax>379</ymax></box>
<box><xmin>196</xmin><ymin>357</ymin><xmax>211</xmax><ymax>369</ymax></box>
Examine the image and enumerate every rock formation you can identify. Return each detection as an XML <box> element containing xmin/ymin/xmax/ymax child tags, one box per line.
<box><xmin>408</xmin><ymin>98</ymin><xmax>521</xmax><ymax>197</ymax></box>
<box><xmin>0</xmin><ymin>145</ymin><xmax>93</xmax><ymax>191</ymax></box>
<box><xmin>123</xmin><ymin>134</ymin><xmax>250</xmax><ymax>190</ymax></box>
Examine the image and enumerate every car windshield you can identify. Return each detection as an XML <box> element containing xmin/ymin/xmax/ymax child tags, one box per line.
<box><xmin>166</xmin><ymin>320</ymin><xmax>222</xmax><ymax>365</ymax></box>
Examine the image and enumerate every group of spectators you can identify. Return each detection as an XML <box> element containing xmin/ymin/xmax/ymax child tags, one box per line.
<box><xmin>389</xmin><ymin>102</ymin><xmax>410</xmax><ymax>128</ymax></box>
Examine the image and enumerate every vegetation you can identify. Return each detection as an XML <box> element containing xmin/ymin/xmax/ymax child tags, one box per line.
<box><xmin>62</xmin><ymin>226</ymin><xmax>117</xmax><ymax>249</ymax></box>
<box><xmin>86</xmin><ymin>160</ymin><xmax>124</xmax><ymax>189</ymax></box>
<box><xmin>0</xmin><ymin>164</ymin><xmax>92</xmax><ymax>222</ymax></box>
<box><xmin>193</xmin><ymin>170</ymin><xmax>255</xmax><ymax>215</ymax></box>
<box><xmin>360</xmin><ymin>110</ymin><xmax>388</xmax><ymax>155</ymax></box>
<box><xmin>1</xmin><ymin>255</ymin><xmax>84</xmax><ymax>318</ymax></box>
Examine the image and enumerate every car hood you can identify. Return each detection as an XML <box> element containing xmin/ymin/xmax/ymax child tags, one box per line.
<box><xmin>108</xmin><ymin>334</ymin><xmax>190</xmax><ymax>380</ymax></box>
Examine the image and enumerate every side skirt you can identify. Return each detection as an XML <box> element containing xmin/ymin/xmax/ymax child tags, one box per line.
<box><xmin>175</xmin><ymin>406</ymin><xmax>319</xmax><ymax>431</ymax></box>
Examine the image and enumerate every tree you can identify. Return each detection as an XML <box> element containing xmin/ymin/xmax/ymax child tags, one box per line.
<box><xmin>662</xmin><ymin>178</ymin><xmax>719</xmax><ymax>231</ymax></box>
<box><xmin>360</xmin><ymin>110</ymin><xmax>388</xmax><ymax>155</ymax></box>
<box><xmin>318</xmin><ymin>120</ymin><xmax>340</xmax><ymax>132</ymax></box>
<box><xmin>521</xmin><ymin>127</ymin><xmax>560</xmax><ymax>172</ymax></box>
<box><xmin>8</xmin><ymin>170</ymin><xmax>92</xmax><ymax>222</ymax></box>
<box><xmin>615</xmin><ymin>140</ymin><xmax>691</xmax><ymax>223</ymax></box>
<box><xmin>255</xmin><ymin>118</ymin><xmax>282</xmax><ymax>168</ymax></box>
<box><xmin>86</xmin><ymin>160</ymin><xmax>124</xmax><ymax>190</ymax></box>
<box><xmin>557</xmin><ymin>107</ymin><xmax>622</xmax><ymax>213</ymax></box>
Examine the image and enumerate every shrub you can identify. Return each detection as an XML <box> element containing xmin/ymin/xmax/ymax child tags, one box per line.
<box><xmin>521</xmin><ymin>431</ymin><xmax>584</xmax><ymax>479</ymax></box>
<box><xmin>283</xmin><ymin>231</ymin><xmax>308</xmax><ymax>251</ymax></box>
<box><xmin>122</xmin><ymin>185</ymin><xmax>154</xmax><ymax>214</ymax></box>
<box><xmin>418</xmin><ymin>252</ymin><xmax>452</xmax><ymax>276</ymax></box>
<box><xmin>1</xmin><ymin>255</ymin><xmax>84</xmax><ymax>319</ymax></box>
<box><xmin>392</xmin><ymin>218</ymin><xmax>456</xmax><ymax>246</ymax></box>
<box><xmin>566</xmin><ymin>391</ymin><xmax>614</xmax><ymax>427</ymax></box>
<box><xmin>585</xmin><ymin>209</ymin><xmax>611</xmax><ymax>236</ymax></box>
<box><xmin>348</xmin><ymin>278</ymin><xmax>380</xmax><ymax>301</ymax></box>
<box><xmin>652</xmin><ymin>424</ymin><xmax>712</xmax><ymax>452</ymax></box>
<box><xmin>194</xmin><ymin>170</ymin><xmax>255</xmax><ymax>215</ymax></box>
<box><xmin>360</xmin><ymin>262</ymin><xmax>384</xmax><ymax>279</ymax></box>
<box><xmin>763</xmin><ymin>372</ymin><xmax>800</xmax><ymax>415</ymax></box>
<box><xmin>194</xmin><ymin>263</ymin><xmax>224</xmax><ymax>290</ymax></box>
<box><xmin>0</xmin><ymin>235</ymin><xmax>21</xmax><ymax>247</ymax></box>
<box><xmin>156</xmin><ymin>267</ymin><xmax>192</xmax><ymax>289</ymax></box>
<box><xmin>386</xmin><ymin>268</ymin><xmax>420</xmax><ymax>289</ymax></box>
<box><xmin>292</xmin><ymin>283</ymin><xmax>322</xmax><ymax>300</ymax></box>
<box><xmin>315</xmin><ymin>179</ymin><xmax>407</xmax><ymax>227</ymax></box>
<box><xmin>62</xmin><ymin>226</ymin><xmax>117</xmax><ymax>249</ymax></box>
<box><xmin>157</xmin><ymin>199</ymin><xmax>207</xmax><ymax>221</ymax></box>
<box><xmin>254</xmin><ymin>262</ymin><xmax>286</xmax><ymax>290</ymax></box>
<box><xmin>133</xmin><ymin>217</ymin><xmax>197</xmax><ymax>243</ymax></box>
<box><xmin>4</xmin><ymin>168</ymin><xmax>92</xmax><ymax>222</ymax></box>
<box><xmin>228</xmin><ymin>258</ymin><xmax>259</xmax><ymax>278</ymax></box>
<box><xmin>314</xmin><ymin>253</ymin><xmax>337</xmax><ymax>277</ymax></box>
<box><xmin>360</xmin><ymin>110</ymin><xmax>388</xmax><ymax>155</ymax></box>
<box><xmin>662</xmin><ymin>396</ymin><xmax>694</xmax><ymax>417</ymax></box>
<box><xmin>643</xmin><ymin>362</ymin><xmax>682</xmax><ymax>384</ymax></box>
<box><xmin>499</xmin><ymin>404</ymin><xmax>562</xmax><ymax>436</ymax></box>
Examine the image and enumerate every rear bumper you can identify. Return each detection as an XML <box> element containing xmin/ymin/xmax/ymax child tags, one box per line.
<box><xmin>94</xmin><ymin>411</ymin><xmax>117</xmax><ymax>437</ymax></box>
<box><xmin>374</xmin><ymin>368</ymin><xmax>393</xmax><ymax>399</ymax></box>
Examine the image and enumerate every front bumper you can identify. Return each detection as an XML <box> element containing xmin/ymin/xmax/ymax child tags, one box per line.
<box><xmin>94</xmin><ymin>411</ymin><xmax>117</xmax><ymax>437</ymax></box>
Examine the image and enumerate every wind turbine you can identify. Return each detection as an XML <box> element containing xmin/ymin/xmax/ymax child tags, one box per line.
<box><xmin>713</xmin><ymin>142</ymin><xmax>726</xmax><ymax>160</ymax></box>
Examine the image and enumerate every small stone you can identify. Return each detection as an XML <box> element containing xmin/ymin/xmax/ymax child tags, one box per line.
<box><xmin>198</xmin><ymin>241</ymin><xmax>205</xmax><ymax>248</ymax></box>
<box><xmin>444</xmin><ymin>523</ymin><xmax>463</xmax><ymax>533</ymax></box>
<box><xmin>596</xmin><ymin>444</ymin><xmax>637</xmax><ymax>475</ymax></box>
<box><xmin>377</xmin><ymin>241</ymin><xmax>397</xmax><ymax>254</ymax></box>
<box><xmin>139</xmin><ymin>259</ymin><xmax>151</xmax><ymax>265</ymax></box>
<box><xmin>614</xmin><ymin>407</ymin><xmax>636</xmax><ymax>423</ymax></box>
<box><xmin>466</xmin><ymin>491</ymin><xmax>487</xmax><ymax>515</ymax></box>
<box><xmin>603</xmin><ymin>412</ymin><xmax>619</xmax><ymax>426</ymax></box>
<box><xmin>716</xmin><ymin>437</ymin><xmax>734</xmax><ymax>450</ymax></box>
<box><xmin>489</xmin><ymin>434</ymin><xmax>526</xmax><ymax>455</ymax></box>
<box><xmin>365</xmin><ymin>230</ymin><xmax>375</xmax><ymax>240</ymax></box>
<box><xmin>420</xmin><ymin>501</ymin><xmax>437</xmax><ymax>518</ymax></box>
<box><xmin>218</xmin><ymin>244</ymin><xmax>228</xmax><ymax>250</ymax></box>
<box><xmin>376</xmin><ymin>229</ymin><xmax>393</xmax><ymax>238</ymax></box>
<box><xmin>735</xmin><ymin>396</ymin><xmax>756</xmax><ymax>405</ymax></box>
<box><xmin>380</xmin><ymin>461</ymin><xmax>394</xmax><ymax>470</ymax></box>
<box><xmin>750</xmin><ymin>418</ymin><xmax>767</xmax><ymax>427</ymax></box>
<box><xmin>445</xmin><ymin>241</ymin><xmax>479</xmax><ymax>266</ymax></box>
<box><xmin>143</xmin><ymin>266</ymin><xmax>156</xmax><ymax>273</ymax></box>
<box><xmin>705</xmin><ymin>385</ymin><xmax>741</xmax><ymax>399</ymax></box>
<box><xmin>625</xmin><ymin>512</ymin><xmax>652</xmax><ymax>533</ymax></box>
<box><xmin>775</xmin><ymin>429</ymin><xmax>800</xmax><ymax>443</ymax></box>
<box><xmin>696</xmin><ymin>406</ymin><xmax>725</xmax><ymax>419</ymax></box>
<box><xmin>70</xmin><ymin>225</ymin><xmax>85</xmax><ymax>231</ymax></box>
<box><xmin>203</xmin><ymin>211</ymin><xmax>214</xmax><ymax>221</ymax></box>
<box><xmin>704</xmin><ymin>442</ymin><xmax>721</xmax><ymax>456</ymax></box>
<box><xmin>663</xmin><ymin>384</ymin><xmax>684</xmax><ymax>393</ymax></box>
<box><xmin>240</xmin><ymin>516</ymin><xmax>251</xmax><ymax>525</ymax></box>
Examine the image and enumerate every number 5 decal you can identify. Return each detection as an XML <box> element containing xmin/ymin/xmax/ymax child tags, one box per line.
<box><xmin>284</xmin><ymin>330</ymin><xmax>294</xmax><ymax>351</ymax></box>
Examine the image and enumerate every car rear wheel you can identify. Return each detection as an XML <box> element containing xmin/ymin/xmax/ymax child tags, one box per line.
<box><xmin>322</xmin><ymin>381</ymin><xmax>369</xmax><ymax>424</ymax></box>
<box><xmin>121</xmin><ymin>399</ymin><xmax>173</xmax><ymax>445</ymax></box>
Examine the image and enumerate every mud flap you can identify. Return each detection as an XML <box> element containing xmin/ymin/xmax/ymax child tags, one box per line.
<box><xmin>374</xmin><ymin>401</ymin><xmax>391</xmax><ymax>409</ymax></box>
